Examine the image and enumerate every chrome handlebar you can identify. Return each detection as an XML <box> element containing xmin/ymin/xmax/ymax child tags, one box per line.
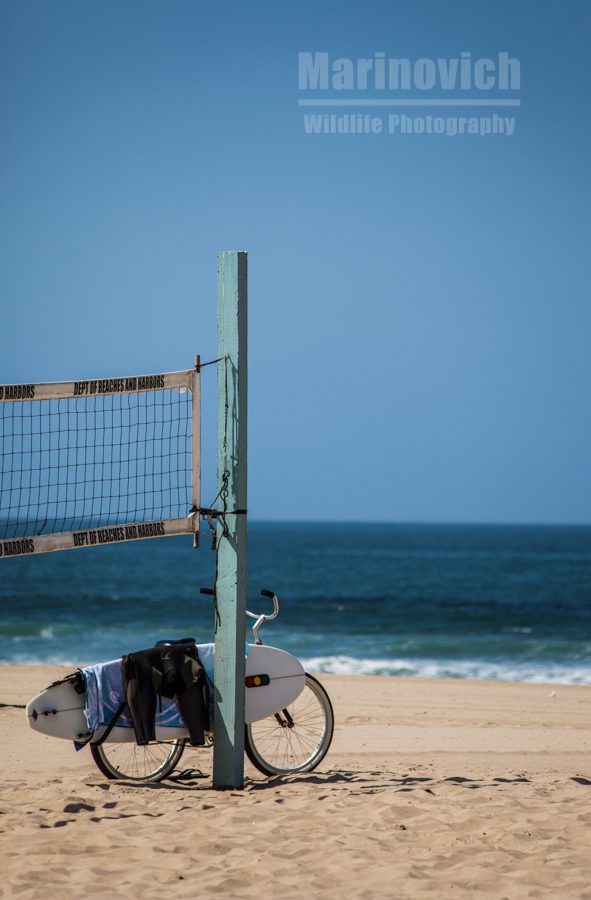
<box><xmin>200</xmin><ymin>588</ymin><xmax>279</xmax><ymax>645</ymax></box>
<box><xmin>246</xmin><ymin>590</ymin><xmax>279</xmax><ymax>644</ymax></box>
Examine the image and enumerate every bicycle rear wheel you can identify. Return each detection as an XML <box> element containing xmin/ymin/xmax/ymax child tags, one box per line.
<box><xmin>245</xmin><ymin>673</ymin><xmax>334</xmax><ymax>776</ymax></box>
<box><xmin>90</xmin><ymin>739</ymin><xmax>186</xmax><ymax>783</ymax></box>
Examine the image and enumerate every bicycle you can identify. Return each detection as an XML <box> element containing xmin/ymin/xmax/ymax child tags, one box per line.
<box><xmin>90</xmin><ymin>590</ymin><xmax>334</xmax><ymax>783</ymax></box>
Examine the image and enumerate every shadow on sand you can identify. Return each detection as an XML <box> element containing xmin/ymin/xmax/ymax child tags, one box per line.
<box><xmin>85</xmin><ymin>768</ymin><xmax>591</xmax><ymax>796</ymax></box>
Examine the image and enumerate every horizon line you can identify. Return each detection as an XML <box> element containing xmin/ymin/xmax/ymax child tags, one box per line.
<box><xmin>217</xmin><ymin>518</ymin><xmax>591</xmax><ymax>528</ymax></box>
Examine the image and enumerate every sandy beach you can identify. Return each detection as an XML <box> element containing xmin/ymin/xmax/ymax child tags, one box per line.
<box><xmin>1</xmin><ymin>666</ymin><xmax>590</xmax><ymax>899</ymax></box>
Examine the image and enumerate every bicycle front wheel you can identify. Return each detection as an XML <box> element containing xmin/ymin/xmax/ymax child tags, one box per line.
<box><xmin>90</xmin><ymin>739</ymin><xmax>186</xmax><ymax>783</ymax></box>
<box><xmin>245</xmin><ymin>673</ymin><xmax>334</xmax><ymax>776</ymax></box>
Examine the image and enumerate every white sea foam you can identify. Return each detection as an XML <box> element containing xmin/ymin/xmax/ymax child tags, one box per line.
<box><xmin>503</xmin><ymin>626</ymin><xmax>533</xmax><ymax>634</ymax></box>
<box><xmin>2</xmin><ymin>652</ymin><xmax>589</xmax><ymax>687</ymax></box>
<box><xmin>2</xmin><ymin>652</ymin><xmax>79</xmax><ymax>667</ymax></box>
<box><xmin>0</xmin><ymin>653</ymin><xmax>591</xmax><ymax>684</ymax></box>
<box><xmin>301</xmin><ymin>655</ymin><xmax>591</xmax><ymax>685</ymax></box>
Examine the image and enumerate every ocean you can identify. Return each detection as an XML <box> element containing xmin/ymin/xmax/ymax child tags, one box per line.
<box><xmin>1</xmin><ymin>522</ymin><xmax>590</xmax><ymax>684</ymax></box>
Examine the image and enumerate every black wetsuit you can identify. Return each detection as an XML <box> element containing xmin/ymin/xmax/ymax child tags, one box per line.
<box><xmin>122</xmin><ymin>641</ymin><xmax>209</xmax><ymax>746</ymax></box>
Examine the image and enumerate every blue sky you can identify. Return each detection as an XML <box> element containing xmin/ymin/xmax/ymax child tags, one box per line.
<box><xmin>1</xmin><ymin>0</ymin><xmax>589</xmax><ymax>523</ymax></box>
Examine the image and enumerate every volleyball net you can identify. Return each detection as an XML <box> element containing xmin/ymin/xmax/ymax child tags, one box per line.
<box><xmin>0</xmin><ymin>363</ymin><xmax>200</xmax><ymax>558</ymax></box>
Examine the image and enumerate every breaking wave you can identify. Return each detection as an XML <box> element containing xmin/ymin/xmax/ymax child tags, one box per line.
<box><xmin>301</xmin><ymin>655</ymin><xmax>591</xmax><ymax>685</ymax></box>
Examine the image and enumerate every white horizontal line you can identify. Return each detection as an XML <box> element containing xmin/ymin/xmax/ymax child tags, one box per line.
<box><xmin>0</xmin><ymin>369</ymin><xmax>194</xmax><ymax>402</ymax></box>
<box><xmin>298</xmin><ymin>99</ymin><xmax>521</xmax><ymax>108</ymax></box>
<box><xmin>0</xmin><ymin>518</ymin><xmax>193</xmax><ymax>558</ymax></box>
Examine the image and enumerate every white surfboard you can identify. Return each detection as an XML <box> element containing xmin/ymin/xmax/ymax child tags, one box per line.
<box><xmin>25</xmin><ymin>678</ymin><xmax>90</xmax><ymax>742</ymax></box>
<box><xmin>26</xmin><ymin>644</ymin><xmax>305</xmax><ymax>743</ymax></box>
<box><xmin>245</xmin><ymin>644</ymin><xmax>305</xmax><ymax>724</ymax></box>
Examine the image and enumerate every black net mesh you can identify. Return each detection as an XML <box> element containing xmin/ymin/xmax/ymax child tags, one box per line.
<box><xmin>0</xmin><ymin>389</ymin><xmax>192</xmax><ymax>539</ymax></box>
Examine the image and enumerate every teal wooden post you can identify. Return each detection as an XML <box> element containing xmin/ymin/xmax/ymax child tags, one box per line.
<box><xmin>213</xmin><ymin>250</ymin><xmax>248</xmax><ymax>789</ymax></box>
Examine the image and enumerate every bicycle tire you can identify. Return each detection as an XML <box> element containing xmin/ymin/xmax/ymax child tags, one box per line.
<box><xmin>245</xmin><ymin>673</ymin><xmax>334</xmax><ymax>776</ymax></box>
<box><xmin>90</xmin><ymin>738</ymin><xmax>186</xmax><ymax>783</ymax></box>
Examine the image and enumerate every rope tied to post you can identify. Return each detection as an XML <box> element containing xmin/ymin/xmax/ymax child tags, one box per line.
<box><xmin>188</xmin><ymin>353</ymin><xmax>246</xmax><ymax>551</ymax></box>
